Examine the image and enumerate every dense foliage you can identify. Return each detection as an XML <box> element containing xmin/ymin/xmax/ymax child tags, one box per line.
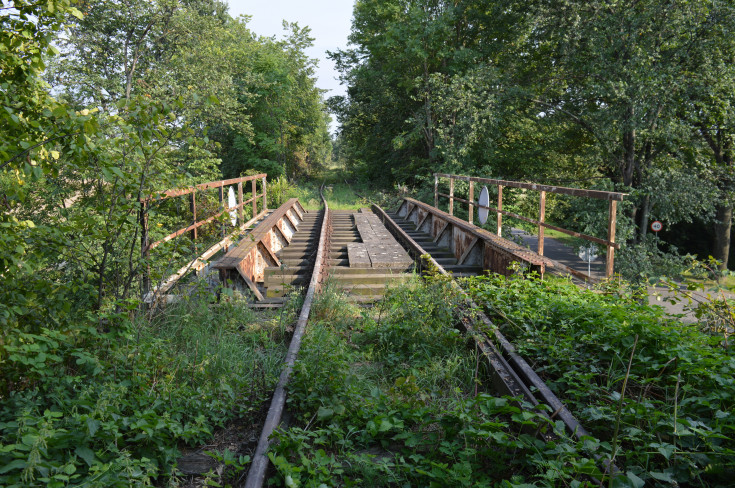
<box><xmin>0</xmin><ymin>290</ymin><xmax>291</xmax><ymax>486</ymax></box>
<box><xmin>467</xmin><ymin>274</ymin><xmax>735</xmax><ymax>486</ymax></box>
<box><xmin>270</xmin><ymin>275</ymin><xmax>734</xmax><ymax>487</ymax></box>
<box><xmin>1</xmin><ymin>0</ymin><xmax>330</xmax><ymax>484</ymax></box>
<box><xmin>332</xmin><ymin>0</ymin><xmax>735</xmax><ymax>268</ymax></box>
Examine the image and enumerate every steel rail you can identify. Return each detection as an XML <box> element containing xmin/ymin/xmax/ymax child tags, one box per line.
<box><xmin>243</xmin><ymin>186</ymin><xmax>330</xmax><ymax>488</ymax></box>
<box><xmin>372</xmin><ymin>203</ymin><xmax>620</xmax><ymax>480</ymax></box>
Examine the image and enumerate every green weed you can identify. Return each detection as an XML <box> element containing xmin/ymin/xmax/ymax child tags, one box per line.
<box><xmin>466</xmin><ymin>273</ymin><xmax>735</xmax><ymax>486</ymax></box>
<box><xmin>269</xmin><ymin>278</ymin><xmax>606</xmax><ymax>487</ymax></box>
<box><xmin>0</xmin><ymin>290</ymin><xmax>289</xmax><ymax>487</ymax></box>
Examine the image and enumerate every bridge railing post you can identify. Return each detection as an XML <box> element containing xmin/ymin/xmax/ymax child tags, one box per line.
<box><xmin>219</xmin><ymin>186</ymin><xmax>226</xmax><ymax>242</ymax></box>
<box><xmin>434</xmin><ymin>174</ymin><xmax>438</xmax><ymax>209</ymax></box>
<box><xmin>262</xmin><ymin>176</ymin><xmax>268</xmax><ymax>212</ymax></box>
<box><xmin>538</xmin><ymin>191</ymin><xmax>546</xmax><ymax>256</ymax></box>
<box><xmin>497</xmin><ymin>185</ymin><xmax>503</xmax><ymax>237</ymax></box>
<box><xmin>190</xmin><ymin>193</ymin><xmax>197</xmax><ymax>241</ymax></box>
<box><xmin>238</xmin><ymin>182</ymin><xmax>244</xmax><ymax>223</ymax></box>
<box><xmin>449</xmin><ymin>177</ymin><xmax>454</xmax><ymax>216</ymax></box>
<box><xmin>607</xmin><ymin>200</ymin><xmax>617</xmax><ymax>278</ymax></box>
<box><xmin>252</xmin><ymin>179</ymin><xmax>258</xmax><ymax>217</ymax></box>
<box><xmin>468</xmin><ymin>181</ymin><xmax>474</xmax><ymax>224</ymax></box>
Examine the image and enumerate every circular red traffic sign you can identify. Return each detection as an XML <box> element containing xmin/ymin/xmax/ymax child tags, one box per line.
<box><xmin>651</xmin><ymin>220</ymin><xmax>663</xmax><ymax>232</ymax></box>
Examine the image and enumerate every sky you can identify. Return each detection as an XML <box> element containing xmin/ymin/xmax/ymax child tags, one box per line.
<box><xmin>226</xmin><ymin>1</ymin><xmax>355</xmax><ymax>131</ymax></box>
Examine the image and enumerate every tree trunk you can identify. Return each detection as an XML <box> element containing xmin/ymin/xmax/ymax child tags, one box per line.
<box><xmin>713</xmin><ymin>203</ymin><xmax>733</xmax><ymax>270</ymax></box>
<box><xmin>639</xmin><ymin>194</ymin><xmax>650</xmax><ymax>241</ymax></box>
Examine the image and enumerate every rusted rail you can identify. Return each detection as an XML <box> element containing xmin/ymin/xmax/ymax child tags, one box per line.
<box><xmin>243</xmin><ymin>187</ymin><xmax>329</xmax><ymax>488</ymax></box>
<box><xmin>374</xmin><ymin>203</ymin><xmax>620</xmax><ymax>480</ymax></box>
<box><xmin>434</xmin><ymin>173</ymin><xmax>626</xmax><ymax>278</ymax></box>
<box><xmin>235</xmin><ymin>194</ymin><xmax>615</xmax><ymax>485</ymax></box>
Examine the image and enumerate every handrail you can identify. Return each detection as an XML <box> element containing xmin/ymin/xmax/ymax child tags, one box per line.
<box><xmin>139</xmin><ymin>174</ymin><xmax>267</xmax><ymax>202</ymax></box>
<box><xmin>139</xmin><ymin>174</ymin><xmax>268</xmax><ymax>294</ymax></box>
<box><xmin>434</xmin><ymin>173</ymin><xmax>626</xmax><ymax>201</ymax></box>
<box><xmin>434</xmin><ymin>173</ymin><xmax>626</xmax><ymax>278</ymax></box>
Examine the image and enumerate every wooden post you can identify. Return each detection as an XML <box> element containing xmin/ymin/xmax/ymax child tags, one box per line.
<box><xmin>262</xmin><ymin>176</ymin><xmax>267</xmax><ymax>211</ymax></box>
<box><xmin>607</xmin><ymin>200</ymin><xmax>617</xmax><ymax>278</ymax></box>
<box><xmin>190</xmin><ymin>193</ymin><xmax>198</xmax><ymax>241</ymax></box>
<box><xmin>219</xmin><ymin>186</ymin><xmax>226</xmax><ymax>241</ymax></box>
<box><xmin>538</xmin><ymin>191</ymin><xmax>546</xmax><ymax>256</ymax></box>
<box><xmin>497</xmin><ymin>185</ymin><xmax>503</xmax><ymax>237</ymax></box>
<box><xmin>237</xmin><ymin>181</ymin><xmax>244</xmax><ymax>223</ymax></box>
<box><xmin>449</xmin><ymin>177</ymin><xmax>454</xmax><ymax>216</ymax></box>
<box><xmin>252</xmin><ymin>179</ymin><xmax>258</xmax><ymax>216</ymax></box>
<box><xmin>434</xmin><ymin>174</ymin><xmax>439</xmax><ymax>208</ymax></box>
<box><xmin>140</xmin><ymin>201</ymin><xmax>150</xmax><ymax>295</ymax></box>
<box><xmin>468</xmin><ymin>181</ymin><xmax>474</xmax><ymax>225</ymax></box>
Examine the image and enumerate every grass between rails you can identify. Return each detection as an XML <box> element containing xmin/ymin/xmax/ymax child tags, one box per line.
<box><xmin>464</xmin><ymin>273</ymin><xmax>735</xmax><ymax>487</ymax></box>
<box><xmin>0</xmin><ymin>286</ymin><xmax>296</xmax><ymax>487</ymax></box>
<box><xmin>281</xmin><ymin>167</ymin><xmax>402</xmax><ymax>212</ymax></box>
<box><xmin>268</xmin><ymin>277</ymin><xmax>622</xmax><ymax>487</ymax></box>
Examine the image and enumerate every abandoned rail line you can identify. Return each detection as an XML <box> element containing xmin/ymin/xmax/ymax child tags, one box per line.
<box><xmin>139</xmin><ymin>175</ymin><xmax>625</xmax><ymax>485</ymax></box>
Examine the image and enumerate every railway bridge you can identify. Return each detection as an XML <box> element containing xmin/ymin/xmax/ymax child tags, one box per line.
<box><xmin>140</xmin><ymin>173</ymin><xmax>625</xmax><ymax>486</ymax></box>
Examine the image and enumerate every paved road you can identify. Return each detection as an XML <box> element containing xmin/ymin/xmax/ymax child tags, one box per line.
<box><xmin>508</xmin><ymin>228</ymin><xmax>606</xmax><ymax>280</ymax></box>
<box><xmin>509</xmin><ymin>227</ymin><xmax>735</xmax><ymax>323</ymax></box>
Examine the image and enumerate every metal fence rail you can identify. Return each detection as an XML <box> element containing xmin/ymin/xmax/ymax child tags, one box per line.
<box><xmin>434</xmin><ymin>173</ymin><xmax>627</xmax><ymax>278</ymax></box>
<box><xmin>139</xmin><ymin>174</ymin><xmax>268</xmax><ymax>293</ymax></box>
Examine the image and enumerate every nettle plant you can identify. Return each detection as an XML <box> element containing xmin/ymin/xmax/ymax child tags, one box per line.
<box><xmin>464</xmin><ymin>273</ymin><xmax>735</xmax><ymax>486</ymax></box>
<box><xmin>268</xmin><ymin>279</ymin><xmax>637</xmax><ymax>487</ymax></box>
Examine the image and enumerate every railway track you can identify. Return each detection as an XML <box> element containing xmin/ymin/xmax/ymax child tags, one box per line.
<box><xmin>233</xmin><ymin>194</ymin><xmax>617</xmax><ymax>486</ymax></box>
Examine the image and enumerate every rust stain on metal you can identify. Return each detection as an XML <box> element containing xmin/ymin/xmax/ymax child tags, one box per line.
<box><xmin>213</xmin><ymin>198</ymin><xmax>306</xmax><ymax>298</ymax></box>
<box><xmin>401</xmin><ymin>197</ymin><xmax>552</xmax><ymax>277</ymax></box>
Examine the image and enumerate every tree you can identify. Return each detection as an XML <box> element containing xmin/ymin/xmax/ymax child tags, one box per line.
<box><xmin>675</xmin><ymin>1</ymin><xmax>735</xmax><ymax>269</ymax></box>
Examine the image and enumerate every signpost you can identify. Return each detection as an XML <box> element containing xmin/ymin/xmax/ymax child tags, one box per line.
<box><xmin>228</xmin><ymin>187</ymin><xmax>238</xmax><ymax>226</ymax></box>
<box><xmin>578</xmin><ymin>244</ymin><xmax>598</xmax><ymax>281</ymax></box>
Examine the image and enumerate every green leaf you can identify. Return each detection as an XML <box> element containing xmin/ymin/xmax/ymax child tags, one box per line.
<box><xmin>0</xmin><ymin>459</ymin><xmax>26</xmax><ymax>474</ymax></box>
<box><xmin>316</xmin><ymin>406</ymin><xmax>333</xmax><ymax>420</ymax></box>
<box><xmin>75</xmin><ymin>446</ymin><xmax>95</xmax><ymax>467</ymax></box>
<box><xmin>87</xmin><ymin>418</ymin><xmax>100</xmax><ymax>437</ymax></box>
<box><xmin>649</xmin><ymin>471</ymin><xmax>675</xmax><ymax>482</ymax></box>
<box><xmin>625</xmin><ymin>471</ymin><xmax>645</xmax><ymax>488</ymax></box>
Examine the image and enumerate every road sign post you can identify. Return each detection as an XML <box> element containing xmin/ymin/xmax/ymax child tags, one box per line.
<box><xmin>578</xmin><ymin>244</ymin><xmax>598</xmax><ymax>283</ymax></box>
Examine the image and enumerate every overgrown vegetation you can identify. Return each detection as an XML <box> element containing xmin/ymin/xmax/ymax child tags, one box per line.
<box><xmin>0</xmin><ymin>287</ymin><xmax>292</xmax><ymax>486</ymax></box>
<box><xmin>465</xmin><ymin>273</ymin><xmax>735</xmax><ymax>486</ymax></box>
<box><xmin>262</xmin><ymin>274</ymin><xmax>734</xmax><ymax>487</ymax></box>
<box><xmin>268</xmin><ymin>279</ymin><xmax>629</xmax><ymax>487</ymax></box>
<box><xmin>4</xmin><ymin>1</ymin><xmax>735</xmax><ymax>487</ymax></box>
<box><xmin>1</xmin><ymin>0</ymin><xmax>330</xmax><ymax>484</ymax></box>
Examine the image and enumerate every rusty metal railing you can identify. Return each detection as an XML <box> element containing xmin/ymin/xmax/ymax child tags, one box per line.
<box><xmin>434</xmin><ymin>173</ymin><xmax>626</xmax><ymax>278</ymax></box>
<box><xmin>139</xmin><ymin>174</ymin><xmax>267</xmax><ymax>294</ymax></box>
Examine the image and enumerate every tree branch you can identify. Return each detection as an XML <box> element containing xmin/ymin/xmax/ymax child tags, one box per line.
<box><xmin>0</xmin><ymin>131</ymin><xmax>83</xmax><ymax>171</ymax></box>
